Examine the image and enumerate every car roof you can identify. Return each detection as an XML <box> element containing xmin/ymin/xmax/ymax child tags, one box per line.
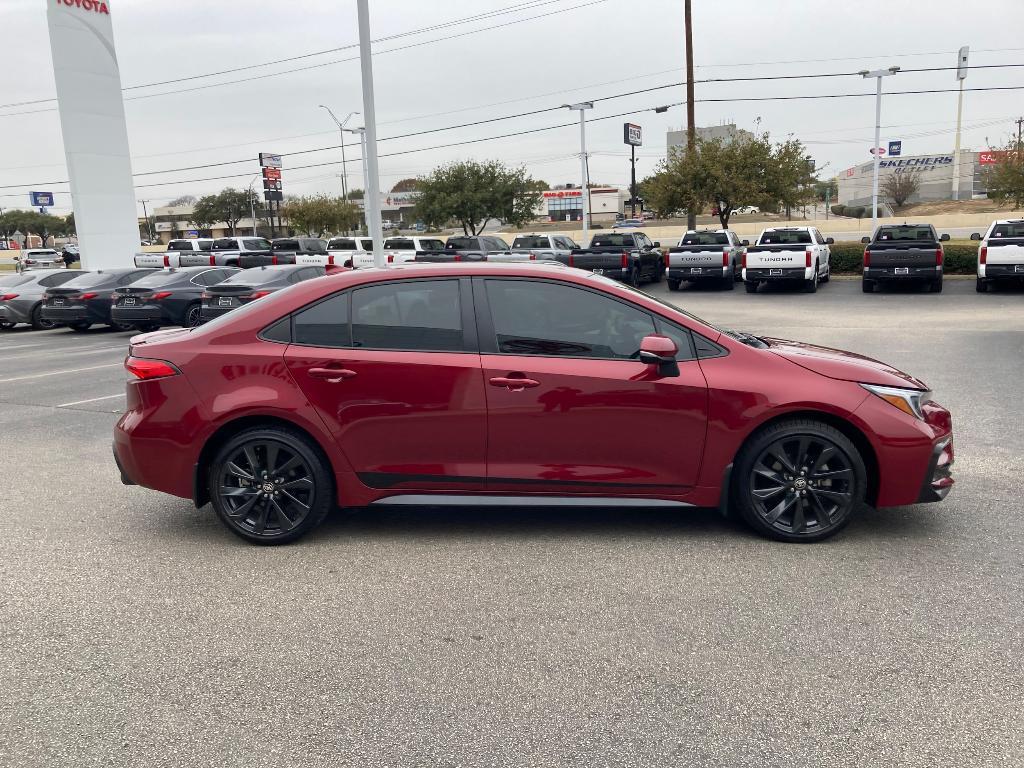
<box><xmin>993</xmin><ymin>219</ymin><xmax>1024</xmax><ymax>225</ymax></box>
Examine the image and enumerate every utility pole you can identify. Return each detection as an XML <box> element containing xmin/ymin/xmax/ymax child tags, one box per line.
<box><xmin>247</xmin><ymin>175</ymin><xmax>259</xmax><ymax>236</ymax></box>
<box><xmin>139</xmin><ymin>199</ymin><xmax>154</xmax><ymax>242</ymax></box>
<box><xmin>684</xmin><ymin>0</ymin><xmax>696</xmax><ymax>230</ymax></box>
<box><xmin>860</xmin><ymin>66</ymin><xmax>900</xmax><ymax>234</ymax></box>
<box><xmin>564</xmin><ymin>102</ymin><xmax>594</xmax><ymax>244</ymax></box>
<box><xmin>952</xmin><ymin>46</ymin><xmax>969</xmax><ymax>200</ymax></box>
<box><xmin>1016</xmin><ymin>117</ymin><xmax>1024</xmax><ymax>152</ymax></box>
<box><xmin>356</xmin><ymin>0</ymin><xmax>385</xmax><ymax>268</ymax></box>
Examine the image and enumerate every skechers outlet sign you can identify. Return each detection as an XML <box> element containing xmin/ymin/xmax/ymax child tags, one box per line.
<box><xmin>878</xmin><ymin>155</ymin><xmax>953</xmax><ymax>172</ymax></box>
<box><xmin>55</xmin><ymin>0</ymin><xmax>110</xmax><ymax>13</ymax></box>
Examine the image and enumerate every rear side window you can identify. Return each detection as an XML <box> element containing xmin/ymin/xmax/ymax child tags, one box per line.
<box><xmin>760</xmin><ymin>230</ymin><xmax>811</xmax><ymax>245</ymax></box>
<box><xmin>243</xmin><ymin>239</ymin><xmax>272</xmax><ymax>251</ymax></box>
<box><xmin>421</xmin><ymin>240</ymin><xmax>444</xmax><ymax>251</ymax></box>
<box><xmin>445</xmin><ymin>238</ymin><xmax>475</xmax><ymax>250</ymax></box>
<box><xmin>294</xmin><ymin>293</ymin><xmax>350</xmax><ymax>347</ymax></box>
<box><xmin>351</xmin><ymin>280</ymin><xmax>463</xmax><ymax>351</ymax></box>
<box><xmin>681</xmin><ymin>232</ymin><xmax>728</xmax><ymax>246</ymax></box>
<box><xmin>991</xmin><ymin>223</ymin><xmax>1024</xmax><ymax>239</ymax></box>
<box><xmin>198</xmin><ymin>240</ymin><xmax>213</xmax><ymax>251</ymax></box>
<box><xmin>212</xmin><ymin>239</ymin><xmax>238</xmax><ymax>251</ymax></box>
<box><xmin>118</xmin><ymin>270</ymin><xmax>157</xmax><ymax>286</ymax></box>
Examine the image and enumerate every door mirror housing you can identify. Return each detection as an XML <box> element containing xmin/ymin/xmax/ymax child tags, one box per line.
<box><xmin>741</xmin><ymin>239</ymin><xmax>749</xmax><ymax>246</ymax></box>
<box><xmin>861</xmin><ymin>236</ymin><xmax>871</xmax><ymax>244</ymax></box>
<box><xmin>652</xmin><ymin>241</ymin><xmax>660</xmax><ymax>248</ymax></box>
<box><xmin>638</xmin><ymin>335</ymin><xmax>680</xmax><ymax>377</ymax></box>
<box><xmin>939</xmin><ymin>233</ymin><xmax>951</xmax><ymax>242</ymax></box>
<box><xmin>970</xmin><ymin>232</ymin><xmax>982</xmax><ymax>241</ymax></box>
<box><xmin>825</xmin><ymin>237</ymin><xmax>835</xmax><ymax>245</ymax></box>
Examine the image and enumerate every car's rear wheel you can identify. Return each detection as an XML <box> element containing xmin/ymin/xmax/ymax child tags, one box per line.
<box><xmin>975</xmin><ymin>278</ymin><xmax>989</xmax><ymax>293</ymax></box>
<box><xmin>630</xmin><ymin>267</ymin><xmax>642</xmax><ymax>288</ymax></box>
<box><xmin>209</xmin><ymin>427</ymin><xmax>333</xmax><ymax>545</ymax></box>
<box><xmin>31</xmin><ymin>305</ymin><xmax>55</xmax><ymax>331</ymax></box>
<box><xmin>862</xmin><ymin>279</ymin><xmax>875</xmax><ymax>293</ymax></box>
<box><xmin>744</xmin><ymin>281</ymin><xmax>758</xmax><ymax>293</ymax></box>
<box><xmin>723</xmin><ymin>276</ymin><xmax>735</xmax><ymax>290</ymax></box>
<box><xmin>929</xmin><ymin>279</ymin><xmax>943</xmax><ymax>293</ymax></box>
<box><xmin>803</xmin><ymin>264</ymin><xmax>819</xmax><ymax>293</ymax></box>
<box><xmin>667</xmin><ymin>279</ymin><xmax>681</xmax><ymax>292</ymax></box>
<box><xmin>733</xmin><ymin>419</ymin><xmax>866</xmax><ymax>542</ymax></box>
<box><xmin>185</xmin><ymin>303</ymin><xmax>202</xmax><ymax>328</ymax></box>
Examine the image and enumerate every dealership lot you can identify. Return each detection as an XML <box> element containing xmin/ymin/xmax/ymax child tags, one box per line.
<box><xmin>1</xmin><ymin>279</ymin><xmax>1022</xmax><ymax>766</ymax></box>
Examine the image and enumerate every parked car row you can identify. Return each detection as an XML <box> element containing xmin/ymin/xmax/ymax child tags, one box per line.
<box><xmin>0</xmin><ymin>264</ymin><xmax>328</xmax><ymax>332</ymax></box>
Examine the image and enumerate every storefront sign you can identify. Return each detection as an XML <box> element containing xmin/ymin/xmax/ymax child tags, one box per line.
<box><xmin>542</xmin><ymin>190</ymin><xmax>583</xmax><ymax>198</ymax></box>
<box><xmin>624</xmin><ymin>123</ymin><xmax>642</xmax><ymax>147</ymax></box>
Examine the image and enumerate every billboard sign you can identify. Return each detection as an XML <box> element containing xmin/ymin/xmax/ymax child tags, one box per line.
<box><xmin>29</xmin><ymin>191</ymin><xmax>55</xmax><ymax>208</ymax></box>
<box><xmin>888</xmin><ymin>140</ymin><xmax>902</xmax><ymax>157</ymax></box>
<box><xmin>623</xmin><ymin>123</ymin><xmax>642</xmax><ymax>147</ymax></box>
<box><xmin>259</xmin><ymin>153</ymin><xmax>282</xmax><ymax>169</ymax></box>
<box><xmin>262</xmin><ymin>167</ymin><xmax>281</xmax><ymax>181</ymax></box>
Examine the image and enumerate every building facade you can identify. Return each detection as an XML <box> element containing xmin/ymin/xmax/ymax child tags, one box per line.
<box><xmin>542</xmin><ymin>187</ymin><xmax>626</xmax><ymax>223</ymax></box>
<box><xmin>666</xmin><ymin>123</ymin><xmax>754</xmax><ymax>154</ymax></box>
<box><xmin>837</xmin><ymin>150</ymin><xmax>994</xmax><ymax>206</ymax></box>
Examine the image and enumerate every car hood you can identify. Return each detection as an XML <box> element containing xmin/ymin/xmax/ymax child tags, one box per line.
<box><xmin>762</xmin><ymin>337</ymin><xmax>928</xmax><ymax>389</ymax></box>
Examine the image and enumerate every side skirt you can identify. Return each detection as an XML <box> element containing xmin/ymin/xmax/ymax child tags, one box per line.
<box><xmin>371</xmin><ymin>494</ymin><xmax>693</xmax><ymax>508</ymax></box>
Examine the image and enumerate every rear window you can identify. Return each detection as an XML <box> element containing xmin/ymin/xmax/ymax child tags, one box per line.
<box><xmin>681</xmin><ymin>232</ymin><xmax>729</xmax><ymax>246</ymax></box>
<box><xmin>220</xmin><ymin>268</ymin><xmax>284</xmax><ymax>286</ymax></box>
<box><xmin>167</xmin><ymin>240</ymin><xmax>197</xmax><ymax>251</ymax></box>
<box><xmin>991</xmin><ymin>223</ymin><xmax>1024</xmax><ymax>239</ymax></box>
<box><xmin>272</xmin><ymin>240</ymin><xmax>299</xmax><ymax>251</ymax></box>
<box><xmin>759</xmin><ymin>230</ymin><xmax>811</xmax><ymax>245</ymax></box>
<box><xmin>243</xmin><ymin>239</ymin><xmax>271</xmax><ymax>251</ymax></box>
<box><xmin>27</xmin><ymin>250</ymin><xmax>59</xmax><ymax>257</ymax></box>
<box><xmin>589</xmin><ymin>234</ymin><xmax>636</xmax><ymax>248</ymax></box>
<box><xmin>875</xmin><ymin>226</ymin><xmax>934</xmax><ymax>242</ymax></box>
<box><xmin>512</xmin><ymin>236</ymin><xmax>550</xmax><ymax>249</ymax></box>
<box><xmin>384</xmin><ymin>239</ymin><xmax>415</xmax><ymax>250</ymax></box>
<box><xmin>445</xmin><ymin>238</ymin><xmax>476</xmax><ymax>250</ymax></box>
<box><xmin>328</xmin><ymin>238</ymin><xmax>357</xmax><ymax>250</ymax></box>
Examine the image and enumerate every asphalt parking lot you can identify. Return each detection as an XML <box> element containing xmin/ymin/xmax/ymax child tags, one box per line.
<box><xmin>1</xmin><ymin>277</ymin><xmax>1022</xmax><ymax>767</ymax></box>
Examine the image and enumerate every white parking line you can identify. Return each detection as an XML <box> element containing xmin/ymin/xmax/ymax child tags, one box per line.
<box><xmin>0</xmin><ymin>342</ymin><xmax>44</xmax><ymax>351</ymax></box>
<box><xmin>0</xmin><ymin>345</ymin><xmax>126</xmax><ymax>363</ymax></box>
<box><xmin>56</xmin><ymin>392</ymin><xmax>125</xmax><ymax>408</ymax></box>
<box><xmin>0</xmin><ymin>363</ymin><xmax>123</xmax><ymax>383</ymax></box>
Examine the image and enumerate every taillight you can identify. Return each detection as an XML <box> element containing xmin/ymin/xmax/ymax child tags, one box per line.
<box><xmin>568</xmin><ymin>253</ymin><xmax>574</xmax><ymax>267</ymax></box>
<box><xmin>209</xmin><ymin>254</ymin><xmax>216</xmax><ymax>266</ymax></box>
<box><xmin>980</xmin><ymin>246</ymin><xmax>987</xmax><ymax>264</ymax></box>
<box><xmin>621</xmin><ymin>251</ymin><xmax>629</xmax><ymax>268</ymax></box>
<box><xmin>248</xmin><ymin>290</ymin><xmax>271</xmax><ymax>300</ymax></box>
<box><xmin>387</xmin><ymin>254</ymin><xmax>395</xmax><ymax>263</ymax></box>
<box><xmin>663</xmin><ymin>251</ymin><xmax>670</xmax><ymax>268</ymax></box>
<box><xmin>863</xmin><ymin>249</ymin><xmax>871</xmax><ymax>267</ymax></box>
<box><xmin>271</xmin><ymin>255</ymin><xmax>278</xmax><ymax>265</ymax></box>
<box><xmin>80</xmin><ymin>292</ymin><xmax>98</xmax><ymax>300</ymax></box>
<box><xmin>0</xmin><ymin>293</ymin><xmax>18</xmax><ymax>300</ymax></box>
<box><xmin>152</xmin><ymin>291</ymin><xmax>172</xmax><ymax>300</ymax></box>
<box><xmin>805</xmin><ymin>249</ymin><xmax>812</xmax><ymax>268</ymax></box>
<box><xmin>327</xmin><ymin>254</ymin><xmax>335</xmax><ymax>265</ymax></box>
<box><xmin>453</xmin><ymin>255</ymin><xmax>461</xmax><ymax>262</ymax></box>
<box><xmin>529</xmin><ymin>251</ymin><xmax>537</xmax><ymax>260</ymax></box>
<box><xmin>723</xmin><ymin>250</ymin><xmax>730</xmax><ymax>267</ymax></box>
<box><xmin>125</xmin><ymin>356</ymin><xmax>180</xmax><ymax>381</ymax></box>
<box><xmin>200</xmin><ymin>292</ymin><xmax>211</xmax><ymax>299</ymax></box>
<box><xmin>935</xmin><ymin>247</ymin><xmax>944</xmax><ymax>266</ymax></box>
<box><xmin>163</xmin><ymin>254</ymin><xmax>170</xmax><ymax>267</ymax></box>
<box><xmin>741</xmin><ymin>251</ymin><xmax>747</xmax><ymax>269</ymax></box>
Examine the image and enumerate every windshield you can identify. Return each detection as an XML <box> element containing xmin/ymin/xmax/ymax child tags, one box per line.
<box><xmin>876</xmin><ymin>226</ymin><xmax>934</xmax><ymax>242</ymax></box>
<box><xmin>759</xmin><ymin>230</ymin><xmax>811</xmax><ymax>245</ymax></box>
<box><xmin>681</xmin><ymin>232</ymin><xmax>728</xmax><ymax>246</ymax></box>
<box><xmin>590</xmin><ymin>234</ymin><xmax>636</xmax><ymax>247</ymax></box>
<box><xmin>512</xmin><ymin>236</ymin><xmax>550</xmax><ymax>249</ymax></box>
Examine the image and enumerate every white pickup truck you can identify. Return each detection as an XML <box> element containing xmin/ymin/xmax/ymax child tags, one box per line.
<box><xmin>322</xmin><ymin>236</ymin><xmax>374</xmax><ymax>267</ymax></box>
<box><xmin>742</xmin><ymin>226</ymin><xmax>832</xmax><ymax>294</ymax></box>
<box><xmin>972</xmin><ymin>219</ymin><xmax>1024</xmax><ymax>292</ymax></box>
<box><xmin>350</xmin><ymin>236</ymin><xmax>446</xmax><ymax>268</ymax></box>
<box><xmin>135</xmin><ymin>238</ymin><xmax>213</xmax><ymax>268</ymax></box>
<box><xmin>666</xmin><ymin>229</ymin><xmax>745</xmax><ymax>291</ymax></box>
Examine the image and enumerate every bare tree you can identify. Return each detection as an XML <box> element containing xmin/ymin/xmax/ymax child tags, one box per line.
<box><xmin>882</xmin><ymin>171</ymin><xmax>921</xmax><ymax>208</ymax></box>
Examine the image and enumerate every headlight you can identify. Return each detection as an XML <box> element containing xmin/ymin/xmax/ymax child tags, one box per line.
<box><xmin>861</xmin><ymin>383</ymin><xmax>932</xmax><ymax>420</ymax></box>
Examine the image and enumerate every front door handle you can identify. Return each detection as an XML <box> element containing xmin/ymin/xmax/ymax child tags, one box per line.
<box><xmin>308</xmin><ymin>367</ymin><xmax>357</xmax><ymax>383</ymax></box>
<box><xmin>489</xmin><ymin>375</ymin><xmax>540</xmax><ymax>391</ymax></box>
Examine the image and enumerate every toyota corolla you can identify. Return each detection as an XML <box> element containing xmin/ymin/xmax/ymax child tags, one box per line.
<box><xmin>113</xmin><ymin>262</ymin><xmax>953</xmax><ymax>545</ymax></box>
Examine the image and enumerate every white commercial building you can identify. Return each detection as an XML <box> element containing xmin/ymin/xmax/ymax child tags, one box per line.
<box><xmin>837</xmin><ymin>150</ymin><xmax>995</xmax><ymax>206</ymax></box>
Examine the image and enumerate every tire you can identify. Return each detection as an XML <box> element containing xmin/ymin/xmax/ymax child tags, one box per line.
<box><xmin>30</xmin><ymin>304</ymin><xmax>55</xmax><ymax>331</ymax></box>
<box><xmin>732</xmin><ymin>419</ymin><xmax>866</xmax><ymax>543</ymax></box>
<box><xmin>185</xmin><ymin>302</ymin><xmax>202</xmax><ymax>328</ymax></box>
<box><xmin>630</xmin><ymin>267</ymin><xmax>642</xmax><ymax>288</ymax></box>
<box><xmin>69</xmin><ymin>322</ymin><xmax>91</xmax><ymax>332</ymax></box>
<box><xmin>862</xmin><ymin>280</ymin><xmax>875</xmax><ymax>294</ymax></box>
<box><xmin>651</xmin><ymin>265</ymin><xmax>663</xmax><ymax>283</ymax></box>
<box><xmin>930</xmin><ymin>279</ymin><xmax>943</xmax><ymax>294</ymax></box>
<box><xmin>821</xmin><ymin>264</ymin><xmax>831</xmax><ymax>283</ymax></box>
<box><xmin>208</xmin><ymin>427</ymin><xmax>333</xmax><ymax>545</ymax></box>
<box><xmin>667</xmin><ymin>280</ymin><xmax>681</xmax><ymax>292</ymax></box>
<box><xmin>723</xmin><ymin>276</ymin><xmax>735</xmax><ymax>290</ymax></box>
<box><xmin>109</xmin><ymin>321</ymin><xmax>134</xmax><ymax>332</ymax></box>
<box><xmin>745</xmin><ymin>281</ymin><xmax>758</xmax><ymax>294</ymax></box>
<box><xmin>803</xmin><ymin>264</ymin><xmax>819</xmax><ymax>293</ymax></box>
<box><xmin>976</xmin><ymin>278</ymin><xmax>989</xmax><ymax>293</ymax></box>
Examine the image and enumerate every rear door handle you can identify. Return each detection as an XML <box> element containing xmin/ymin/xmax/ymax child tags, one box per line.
<box><xmin>489</xmin><ymin>376</ymin><xmax>540</xmax><ymax>391</ymax></box>
<box><xmin>308</xmin><ymin>367</ymin><xmax>357</xmax><ymax>383</ymax></box>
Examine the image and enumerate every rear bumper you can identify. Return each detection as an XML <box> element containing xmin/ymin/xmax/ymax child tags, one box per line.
<box><xmin>669</xmin><ymin>266</ymin><xmax>729</xmax><ymax>281</ymax></box>
<box><xmin>111</xmin><ymin>306</ymin><xmax>165</xmax><ymax>325</ymax></box>
<box><xmin>112</xmin><ymin>442</ymin><xmax>136</xmax><ymax>486</ymax></box>
<box><xmin>744</xmin><ymin>267</ymin><xmax>808</xmax><ymax>281</ymax></box>
<box><xmin>978</xmin><ymin>263</ymin><xmax>1024</xmax><ymax>279</ymax></box>
<box><xmin>199</xmin><ymin>304</ymin><xmax>236</xmax><ymax>322</ymax></box>
<box><xmin>863</xmin><ymin>266</ymin><xmax>941</xmax><ymax>281</ymax></box>
<box><xmin>40</xmin><ymin>305</ymin><xmax>93</xmax><ymax>324</ymax></box>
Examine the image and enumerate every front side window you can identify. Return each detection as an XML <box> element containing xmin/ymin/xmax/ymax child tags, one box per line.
<box><xmin>294</xmin><ymin>293</ymin><xmax>350</xmax><ymax>347</ymax></box>
<box><xmin>351</xmin><ymin>280</ymin><xmax>463</xmax><ymax>351</ymax></box>
<box><xmin>484</xmin><ymin>280</ymin><xmax>655</xmax><ymax>360</ymax></box>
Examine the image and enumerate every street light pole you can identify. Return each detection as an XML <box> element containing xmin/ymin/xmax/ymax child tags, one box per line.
<box><xmin>247</xmin><ymin>175</ymin><xmax>259</xmax><ymax>236</ymax></box>
<box><xmin>139</xmin><ymin>199</ymin><xmax>154</xmax><ymax>242</ymax></box>
<box><xmin>860</xmin><ymin>66</ymin><xmax>899</xmax><ymax>235</ymax></box>
<box><xmin>319</xmin><ymin>105</ymin><xmax>359</xmax><ymax>200</ymax></box>
<box><xmin>684</xmin><ymin>0</ymin><xmax>697</xmax><ymax>230</ymax></box>
<box><xmin>346</xmin><ymin>126</ymin><xmax>369</xmax><ymax>234</ymax></box>
<box><xmin>564</xmin><ymin>102</ymin><xmax>593</xmax><ymax>245</ymax></box>
<box><xmin>951</xmin><ymin>46</ymin><xmax>969</xmax><ymax>201</ymax></box>
<box><xmin>356</xmin><ymin>0</ymin><xmax>385</xmax><ymax>269</ymax></box>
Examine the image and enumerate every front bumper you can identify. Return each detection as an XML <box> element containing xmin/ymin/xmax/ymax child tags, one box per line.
<box><xmin>744</xmin><ymin>267</ymin><xmax>808</xmax><ymax>281</ymax></box>
<box><xmin>978</xmin><ymin>263</ymin><xmax>1024</xmax><ymax>279</ymax></box>
<box><xmin>669</xmin><ymin>266</ymin><xmax>729</xmax><ymax>281</ymax></box>
<box><xmin>917</xmin><ymin>437</ymin><xmax>954</xmax><ymax>503</ymax></box>
<box><xmin>863</xmin><ymin>266</ymin><xmax>941</xmax><ymax>282</ymax></box>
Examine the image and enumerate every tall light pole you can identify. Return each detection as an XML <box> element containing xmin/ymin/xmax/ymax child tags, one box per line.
<box><xmin>346</xmin><ymin>126</ymin><xmax>369</xmax><ymax>234</ymax></box>
<box><xmin>684</xmin><ymin>0</ymin><xmax>696</xmax><ymax>229</ymax></box>
<box><xmin>564</xmin><ymin>102</ymin><xmax>593</xmax><ymax>245</ymax></box>
<box><xmin>951</xmin><ymin>46</ymin><xmax>969</xmax><ymax>201</ymax></box>
<box><xmin>247</xmin><ymin>175</ymin><xmax>259</xmax><ymax>236</ymax></box>
<box><xmin>319</xmin><ymin>105</ymin><xmax>358</xmax><ymax>200</ymax></box>
<box><xmin>860</xmin><ymin>66</ymin><xmax>900</xmax><ymax>234</ymax></box>
<box><xmin>356</xmin><ymin>0</ymin><xmax>385</xmax><ymax>268</ymax></box>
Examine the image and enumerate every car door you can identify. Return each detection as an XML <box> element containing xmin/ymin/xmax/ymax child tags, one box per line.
<box><xmin>475</xmin><ymin>277</ymin><xmax>709</xmax><ymax>495</ymax></box>
<box><xmin>283</xmin><ymin>277</ymin><xmax>488</xmax><ymax>491</ymax></box>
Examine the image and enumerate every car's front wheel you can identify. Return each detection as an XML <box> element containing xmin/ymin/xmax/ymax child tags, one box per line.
<box><xmin>732</xmin><ymin>419</ymin><xmax>866</xmax><ymax>542</ymax></box>
<box><xmin>208</xmin><ymin>427</ymin><xmax>333</xmax><ymax>545</ymax></box>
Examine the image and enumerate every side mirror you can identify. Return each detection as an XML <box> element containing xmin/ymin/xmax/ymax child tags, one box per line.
<box><xmin>741</xmin><ymin>240</ymin><xmax>749</xmax><ymax>247</ymax></box>
<box><xmin>638</xmin><ymin>335</ymin><xmax>680</xmax><ymax>377</ymax></box>
<box><xmin>969</xmin><ymin>232</ymin><xmax>982</xmax><ymax>241</ymax></box>
<box><xmin>825</xmin><ymin>237</ymin><xmax>835</xmax><ymax>245</ymax></box>
<box><xmin>861</xmin><ymin>236</ymin><xmax>870</xmax><ymax>244</ymax></box>
<box><xmin>652</xmin><ymin>241</ymin><xmax>660</xmax><ymax>248</ymax></box>
<box><xmin>939</xmin><ymin>233</ymin><xmax>950</xmax><ymax>242</ymax></box>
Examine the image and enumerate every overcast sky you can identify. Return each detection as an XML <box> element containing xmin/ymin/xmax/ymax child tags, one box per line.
<box><xmin>2</xmin><ymin>0</ymin><xmax>1023</xmax><ymax>215</ymax></box>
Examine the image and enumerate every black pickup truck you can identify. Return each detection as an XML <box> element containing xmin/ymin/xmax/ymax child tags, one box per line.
<box><xmin>563</xmin><ymin>232</ymin><xmax>664</xmax><ymax>287</ymax></box>
<box><xmin>414</xmin><ymin>235</ymin><xmax>511</xmax><ymax>262</ymax></box>
<box><xmin>862</xmin><ymin>224</ymin><xmax>949</xmax><ymax>293</ymax></box>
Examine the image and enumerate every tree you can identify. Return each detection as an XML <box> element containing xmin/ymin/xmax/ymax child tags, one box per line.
<box><xmin>984</xmin><ymin>140</ymin><xmax>1024</xmax><ymax>208</ymax></box>
<box><xmin>282</xmin><ymin>194</ymin><xmax>361</xmax><ymax>236</ymax></box>
<box><xmin>346</xmin><ymin>188</ymin><xmax>364</xmax><ymax>201</ymax></box>
<box><xmin>189</xmin><ymin>195</ymin><xmax>218</xmax><ymax>233</ymax></box>
<box><xmin>189</xmin><ymin>188</ymin><xmax>258</xmax><ymax>235</ymax></box>
<box><xmin>0</xmin><ymin>210</ymin><xmax>69</xmax><ymax>245</ymax></box>
<box><xmin>414</xmin><ymin>159</ymin><xmax>542</xmax><ymax>235</ymax></box>
<box><xmin>64</xmin><ymin>212</ymin><xmax>76</xmax><ymax>236</ymax></box>
<box><xmin>390</xmin><ymin>178</ymin><xmax>420</xmax><ymax>193</ymax></box>
<box><xmin>770</xmin><ymin>139</ymin><xmax>817</xmax><ymax>218</ymax></box>
<box><xmin>167</xmin><ymin>195</ymin><xmax>197</xmax><ymax>207</ymax></box>
<box><xmin>882</xmin><ymin>170</ymin><xmax>922</xmax><ymax>208</ymax></box>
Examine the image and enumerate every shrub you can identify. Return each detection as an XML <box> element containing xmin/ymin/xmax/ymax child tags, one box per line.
<box><xmin>830</xmin><ymin>204</ymin><xmax>846</xmax><ymax>216</ymax></box>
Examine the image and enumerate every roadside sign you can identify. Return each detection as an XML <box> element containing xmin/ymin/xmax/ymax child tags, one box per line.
<box><xmin>869</xmin><ymin>147</ymin><xmax>886</xmax><ymax>156</ymax></box>
<box><xmin>956</xmin><ymin>46</ymin><xmax>969</xmax><ymax>81</ymax></box>
<box><xmin>263</xmin><ymin>179</ymin><xmax>282</xmax><ymax>191</ymax></box>
<box><xmin>623</xmin><ymin>123</ymin><xmax>642</xmax><ymax>147</ymax></box>
<box><xmin>259</xmin><ymin>152</ymin><xmax>282</xmax><ymax>169</ymax></box>
<box><xmin>888</xmin><ymin>140</ymin><xmax>902</xmax><ymax>157</ymax></box>
<box><xmin>29</xmin><ymin>191</ymin><xmax>54</xmax><ymax>207</ymax></box>
<box><xmin>264</xmin><ymin>190</ymin><xmax>283</xmax><ymax>202</ymax></box>
<box><xmin>262</xmin><ymin>167</ymin><xmax>281</xmax><ymax>181</ymax></box>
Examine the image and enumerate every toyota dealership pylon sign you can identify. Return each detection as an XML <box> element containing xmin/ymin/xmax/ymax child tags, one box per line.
<box><xmin>47</xmin><ymin>0</ymin><xmax>138</xmax><ymax>269</ymax></box>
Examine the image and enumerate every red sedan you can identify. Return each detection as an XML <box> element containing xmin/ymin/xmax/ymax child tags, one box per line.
<box><xmin>113</xmin><ymin>263</ymin><xmax>953</xmax><ymax>545</ymax></box>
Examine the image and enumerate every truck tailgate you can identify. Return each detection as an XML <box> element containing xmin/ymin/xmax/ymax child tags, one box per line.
<box><xmin>568</xmin><ymin>249</ymin><xmax>627</xmax><ymax>270</ymax></box>
<box><xmin>865</xmin><ymin>243</ymin><xmax>939</xmax><ymax>268</ymax></box>
<box><xmin>745</xmin><ymin>244</ymin><xmax>807</xmax><ymax>268</ymax></box>
<box><xmin>669</xmin><ymin>245</ymin><xmax>727</xmax><ymax>267</ymax></box>
<box><xmin>985</xmin><ymin>239</ymin><xmax>1024</xmax><ymax>265</ymax></box>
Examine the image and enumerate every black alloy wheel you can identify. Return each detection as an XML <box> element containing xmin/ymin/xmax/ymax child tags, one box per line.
<box><xmin>630</xmin><ymin>267</ymin><xmax>642</xmax><ymax>288</ymax></box>
<box><xmin>185</xmin><ymin>303</ymin><xmax>202</xmax><ymax>328</ymax></box>
<box><xmin>209</xmin><ymin>428</ymin><xmax>333</xmax><ymax>544</ymax></box>
<box><xmin>734</xmin><ymin>420</ymin><xmax>866</xmax><ymax>542</ymax></box>
<box><xmin>31</xmin><ymin>305</ymin><xmax>55</xmax><ymax>331</ymax></box>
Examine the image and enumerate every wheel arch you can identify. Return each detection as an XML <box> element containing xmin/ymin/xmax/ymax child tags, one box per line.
<box><xmin>193</xmin><ymin>413</ymin><xmax>336</xmax><ymax>508</ymax></box>
<box><xmin>732</xmin><ymin>409</ymin><xmax>880</xmax><ymax>506</ymax></box>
